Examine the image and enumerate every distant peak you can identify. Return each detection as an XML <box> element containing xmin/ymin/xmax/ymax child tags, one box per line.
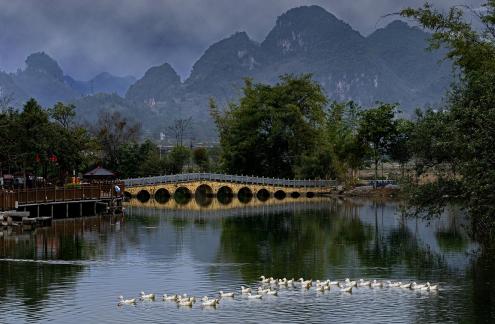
<box><xmin>277</xmin><ymin>5</ymin><xmax>338</xmax><ymax>24</ymax></box>
<box><xmin>230</xmin><ymin>31</ymin><xmax>250</xmax><ymax>40</ymax></box>
<box><xmin>141</xmin><ymin>62</ymin><xmax>180</xmax><ymax>80</ymax></box>
<box><xmin>25</xmin><ymin>51</ymin><xmax>64</xmax><ymax>81</ymax></box>
<box><xmin>214</xmin><ymin>31</ymin><xmax>254</xmax><ymax>47</ymax></box>
<box><xmin>384</xmin><ymin>20</ymin><xmax>412</xmax><ymax>30</ymax></box>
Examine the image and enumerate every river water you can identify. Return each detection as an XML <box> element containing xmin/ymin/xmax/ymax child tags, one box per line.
<box><xmin>0</xmin><ymin>197</ymin><xmax>493</xmax><ymax>323</ymax></box>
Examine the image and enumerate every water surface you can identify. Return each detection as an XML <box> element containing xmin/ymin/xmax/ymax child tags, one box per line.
<box><xmin>0</xmin><ymin>197</ymin><xmax>493</xmax><ymax>323</ymax></box>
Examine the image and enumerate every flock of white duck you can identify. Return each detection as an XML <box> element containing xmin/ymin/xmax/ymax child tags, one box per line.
<box><xmin>118</xmin><ymin>275</ymin><xmax>439</xmax><ymax>307</ymax></box>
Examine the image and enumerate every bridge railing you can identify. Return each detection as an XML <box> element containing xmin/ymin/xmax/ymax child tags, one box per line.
<box><xmin>123</xmin><ymin>173</ymin><xmax>337</xmax><ymax>188</ymax></box>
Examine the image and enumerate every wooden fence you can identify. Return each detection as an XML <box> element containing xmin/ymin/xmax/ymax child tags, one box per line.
<box><xmin>0</xmin><ymin>183</ymin><xmax>124</xmax><ymax>211</ymax></box>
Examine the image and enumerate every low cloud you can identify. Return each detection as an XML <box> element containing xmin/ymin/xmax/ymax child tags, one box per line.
<box><xmin>0</xmin><ymin>0</ymin><xmax>483</xmax><ymax>80</ymax></box>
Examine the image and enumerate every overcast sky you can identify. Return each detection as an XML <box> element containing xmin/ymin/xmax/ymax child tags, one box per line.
<box><xmin>0</xmin><ymin>0</ymin><xmax>483</xmax><ymax>80</ymax></box>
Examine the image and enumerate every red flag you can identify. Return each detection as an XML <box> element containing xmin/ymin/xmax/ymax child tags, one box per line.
<box><xmin>35</xmin><ymin>153</ymin><xmax>40</xmax><ymax>163</ymax></box>
<box><xmin>50</xmin><ymin>154</ymin><xmax>57</xmax><ymax>163</ymax></box>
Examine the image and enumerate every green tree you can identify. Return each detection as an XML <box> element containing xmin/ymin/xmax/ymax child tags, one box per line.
<box><xmin>94</xmin><ymin>111</ymin><xmax>141</xmax><ymax>169</ymax></box>
<box><xmin>357</xmin><ymin>103</ymin><xmax>398</xmax><ymax>181</ymax></box>
<box><xmin>49</xmin><ymin>102</ymin><xmax>76</xmax><ymax>130</ymax></box>
<box><xmin>192</xmin><ymin>147</ymin><xmax>209</xmax><ymax>171</ymax></box>
<box><xmin>210</xmin><ymin>74</ymin><xmax>327</xmax><ymax>178</ymax></box>
<box><xmin>166</xmin><ymin>146</ymin><xmax>191</xmax><ymax>174</ymax></box>
<box><xmin>401</xmin><ymin>1</ymin><xmax>495</xmax><ymax>238</ymax></box>
<box><xmin>389</xmin><ymin>118</ymin><xmax>415</xmax><ymax>176</ymax></box>
<box><xmin>326</xmin><ymin>101</ymin><xmax>367</xmax><ymax>182</ymax></box>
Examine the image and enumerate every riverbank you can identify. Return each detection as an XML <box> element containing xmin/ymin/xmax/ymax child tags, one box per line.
<box><xmin>330</xmin><ymin>184</ymin><xmax>401</xmax><ymax>198</ymax></box>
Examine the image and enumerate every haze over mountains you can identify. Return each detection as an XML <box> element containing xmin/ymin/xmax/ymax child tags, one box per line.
<box><xmin>0</xmin><ymin>6</ymin><xmax>451</xmax><ymax>140</ymax></box>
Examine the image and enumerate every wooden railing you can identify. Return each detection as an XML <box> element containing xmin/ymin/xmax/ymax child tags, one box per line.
<box><xmin>0</xmin><ymin>183</ymin><xmax>124</xmax><ymax>211</ymax></box>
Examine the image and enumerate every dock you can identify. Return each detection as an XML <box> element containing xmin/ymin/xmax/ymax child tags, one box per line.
<box><xmin>0</xmin><ymin>184</ymin><xmax>124</xmax><ymax>230</ymax></box>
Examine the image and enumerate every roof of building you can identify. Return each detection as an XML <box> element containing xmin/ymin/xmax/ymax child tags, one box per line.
<box><xmin>83</xmin><ymin>166</ymin><xmax>115</xmax><ymax>177</ymax></box>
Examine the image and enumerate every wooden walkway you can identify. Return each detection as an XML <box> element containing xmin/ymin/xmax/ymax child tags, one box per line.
<box><xmin>0</xmin><ymin>184</ymin><xmax>123</xmax><ymax>211</ymax></box>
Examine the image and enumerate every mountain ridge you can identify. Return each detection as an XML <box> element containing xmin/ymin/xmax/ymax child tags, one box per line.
<box><xmin>0</xmin><ymin>6</ymin><xmax>451</xmax><ymax>140</ymax></box>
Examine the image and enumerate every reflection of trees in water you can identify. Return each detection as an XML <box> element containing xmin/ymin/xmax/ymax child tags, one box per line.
<box><xmin>215</xmin><ymin>199</ymin><xmax>458</xmax><ymax>284</ymax></box>
<box><xmin>0</xmin><ymin>216</ymin><xmax>125</xmax><ymax>314</ymax></box>
<box><xmin>215</xmin><ymin>201</ymin><xmax>376</xmax><ymax>281</ymax></box>
<box><xmin>435</xmin><ymin>207</ymin><xmax>469</xmax><ymax>253</ymax></box>
<box><xmin>0</xmin><ymin>261</ymin><xmax>83</xmax><ymax>316</ymax></box>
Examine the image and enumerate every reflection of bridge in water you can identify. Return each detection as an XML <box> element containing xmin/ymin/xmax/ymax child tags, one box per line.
<box><xmin>123</xmin><ymin>173</ymin><xmax>336</xmax><ymax>203</ymax></box>
<box><xmin>125</xmin><ymin>196</ymin><xmax>335</xmax><ymax>219</ymax></box>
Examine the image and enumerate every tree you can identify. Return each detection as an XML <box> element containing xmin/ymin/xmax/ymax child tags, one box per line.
<box><xmin>210</xmin><ymin>74</ymin><xmax>327</xmax><ymax>178</ymax></box>
<box><xmin>166</xmin><ymin>146</ymin><xmax>191</xmax><ymax>174</ymax></box>
<box><xmin>401</xmin><ymin>1</ymin><xmax>495</xmax><ymax>238</ymax></box>
<box><xmin>326</xmin><ymin>101</ymin><xmax>367</xmax><ymax>182</ymax></box>
<box><xmin>193</xmin><ymin>147</ymin><xmax>209</xmax><ymax>171</ymax></box>
<box><xmin>168</xmin><ymin>117</ymin><xmax>192</xmax><ymax>146</ymax></box>
<box><xmin>94</xmin><ymin>111</ymin><xmax>141</xmax><ymax>169</ymax></box>
<box><xmin>389</xmin><ymin>118</ymin><xmax>415</xmax><ymax>176</ymax></box>
<box><xmin>357</xmin><ymin>103</ymin><xmax>398</xmax><ymax>181</ymax></box>
<box><xmin>49</xmin><ymin>102</ymin><xmax>76</xmax><ymax>129</ymax></box>
<box><xmin>0</xmin><ymin>93</ymin><xmax>14</xmax><ymax>112</ymax></box>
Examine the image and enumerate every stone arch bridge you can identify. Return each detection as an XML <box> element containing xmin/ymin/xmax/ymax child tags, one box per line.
<box><xmin>123</xmin><ymin>173</ymin><xmax>336</xmax><ymax>202</ymax></box>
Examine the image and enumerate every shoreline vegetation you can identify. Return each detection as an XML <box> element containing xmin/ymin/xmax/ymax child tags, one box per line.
<box><xmin>0</xmin><ymin>3</ymin><xmax>494</xmax><ymax>242</ymax></box>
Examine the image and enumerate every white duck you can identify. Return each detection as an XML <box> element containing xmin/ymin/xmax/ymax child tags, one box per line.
<box><xmin>178</xmin><ymin>299</ymin><xmax>193</xmax><ymax>306</ymax></box>
<box><xmin>140</xmin><ymin>291</ymin><xmax>156</xmax><ymax>300</ymax></box>
<box><xmin>299</xmin><ymin>278</ymin><xmax>312</xmax><ymax>288</ymax></box>
<box><xmin>287</xmin><ymin>278</ymin><xmax>295</xmax><ymax>286</ymax></box>
<box><xmin>400</xmin><ymin>282</ymin><xmax>412</xmax><ymax>289</ymax></box>
<box><xmin>267</xmin><ymin>289</ymin><xmax>278</xmax><ymax>296</ymax></box>
<box><xmin>411</xmin><ymin>282</ymin><xmax>427</xmax><ymax>290</ymax></box>
<box><xmin>427</xmin><ymin>282</ymin><xmax>439</xmax><ymax>291</ymax></box>
<box><xmin>247</xmin><ymin>293</ymin><xmax>263</xmax><ymax>299</ymax></box>
<box><xmin>118</xmin><ymin>296</ymin><xmax>136</xmax><ymax>306</ymax></box>
<box><xmin>315</xmin><ymin>285</ymin><xmax>325</xmax><ymax>292</ymax></box>
<box><xmin>345</xmin><ymin>278</ymin><xmax>357</xmax><ymax>287</ymax></box>
<box><xmin>328</xmin><ymin>280</ymin><xmax>339</xmax><ymax>285</ymax></box>
<box><xmin>257</xmin><ymin>287</ymin><xmax>270</xmax><ymax>294</ymax></box>
<box><xmin>178</xmin><ymin>294</ymin><xmax>195</xmax><ymax>303</ymax></box>
<box><xmin>201</xmin><ymin>297</ymin><xmax>219</xmax><ymax>307</ymax></box>
<box><xmin>162</xmin><ymin>294</ymin><xmax>178</xmax><ymax>301</ymax></box>
<box><xmin>259</xmin><ymin>275</ymin><xmax>270</xmax><ymax>284</ymax></box>
<box><xmin>219</xmin><ymin>291</ymin><xmax>235</xmax><ymax>298</ymax></box>
<box><xmin>241</xmin><ymin>286</ymin><xmax>252</xmax><ymax>294</ymax></box>
<box><xmin>358</xmin><ymin>279</ymin><xmax>371</xmax><ymax>287</ymax></box>
<box><xmin>278</xmin><ymin>278</ymin><xmax>288</xmax><ymax>285</ymax></box>
<box><xmin>340</xmin><ymin>286</ymin><xmax>353</xmax><ymax>293</ymax></box>
<box><xmin>269</xmin><ymin>277</ymin><xmax>278</xmax><ymax>285</ymax></box>
<box><xmin>371</xmin><ymin>280</ymin><xmax>383</xmax><ymax>288</ymax></box>
<box><xmin>387</xmin><ymin>281</ymin><xmax>401</xmax><ymax>288</ymax></box>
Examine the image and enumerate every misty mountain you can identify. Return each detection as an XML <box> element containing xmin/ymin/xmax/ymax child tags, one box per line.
<box><xmin>65</xmin><ymin>72</ymin><xmax>136</xmax><ymax>97</ymax></box>
<box><xmin>0</xmin><ymin>5</ymin><xmax>452</xmax><ymax>140</ymax></box>
<box><xmin>123</xmin><ymin>6</ymin><xmax>450</xmax><ymax>139</ymax></box>
<box><xmin>126</xmin><ymin>63</ymin><xmax>181</xmax><ymax>103</ymax></box>
<box><xmin>0</xmin><ymin>52</ymin><xmax>135</xmax><ymax>107</ymax></box>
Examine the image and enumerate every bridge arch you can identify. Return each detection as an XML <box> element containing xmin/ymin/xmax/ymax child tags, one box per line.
<box><xmin>195</xmin><ymin>184</ymin><xmax>214</xmax><ymax>207</ymax></box>
<box><xmin>290</xmin><ymin>191</ymin><xmax>300</xmax><ymax>199</ymax></box>
<box><xmin>136</xmin><ymin>189</ymin><xmax>151</xmax><ymax>203</ymax></box>
<box><xmin>217</xmin><ymin>186</ymin><xmax>234</xmax><ymax>205</ymax></box>
<box><xmin>238</xmin><ymin>187</ymin><xmax>253</xmax><ymax>204</ymax></box>
<box><xmin>256</xmin><ymin>188</ymin><xmax>270</xmax><ymax>202</ymax></box>
<box><xmin>155</xmin><ymin>188</ymin><xmax>171</xmax><ymax>204</ymax></box>
<box><xmin>174</xmin><ymin>187</ymin><xmax>192</xmax><ymax>205</ymax></box>
<box><xmin>195</xmin><ymin>184</ymin><xmax>214</xmax><ymax>196</ymax></box>
<box><xmin>306</xmin><ymin>191</ymin><xmax>315</xmax><ymax>198</ymax></box>
<box><xmin>123</xmin><ymin>191</ymin><xmax>132</xmax><ymax>200</ymax></box>
<box><xmin>274</xmin><ymin>190</ymin><xmax>286</xmax><ymax>200</ymax></box>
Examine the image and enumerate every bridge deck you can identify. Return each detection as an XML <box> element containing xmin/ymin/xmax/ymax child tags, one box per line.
<box><xmin>124</xmin><ymin>173</ymin><xmax>336</xmax><ymax>188</ymax></box>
